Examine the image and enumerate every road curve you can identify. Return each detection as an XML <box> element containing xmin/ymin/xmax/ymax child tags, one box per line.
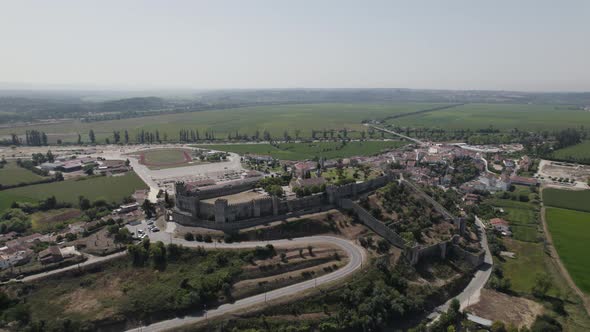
<box><xmin>428</xmin><ymin>216</ymin><xmax>492</xmax><ymax>321</ymax></box>
<box><xmin>125</xmin><ymin>235</ymin><xmax>367</xmax><ymax>332</ymax></box>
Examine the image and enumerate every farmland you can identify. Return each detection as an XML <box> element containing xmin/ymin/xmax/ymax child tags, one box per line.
<box><xmin>389</xmin><ymin>103</ymin><xmax>590</xmax><ymax>131</ymax></box>
<box><xmin>0</xmin><ymin>103</ymin><xmax>444</xmax><ymax>144</ymax></box>
<box><xmin>197</xmin><ymin>140</ymin><xmax>408</xmax><ymax>160</ymax></box>
<box><xmin>543</xmin><ymin>188</ymin><xmax>590</xmax><ymax>213</ymax></box>
<box><xmin>0</xmin><ymin>172</ymin><xmax>147</xmax><ymax>213</ymax></box>
<box><xmin>0</xmin><ymin>161</ymin><xmax>46</xmax><ymax>186</ymax></box>
<box><xmin>551</xmin><ymin>140</ymin><xmax>590</xmax><ymax>164</ymax></box>
<box><xmin>546</xmin><ymin>207</ymin><xmax>590</xmax><ymax>294</ymax></box>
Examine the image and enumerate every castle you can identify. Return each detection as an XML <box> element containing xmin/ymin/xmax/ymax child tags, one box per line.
<box><xmin>172</xmin><ymin>174</ymin><xmax>394</xmax><ymax>230</ymax></box>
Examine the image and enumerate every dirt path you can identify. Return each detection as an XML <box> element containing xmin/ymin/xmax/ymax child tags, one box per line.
<box><xmin>540</xmin><ymin>188</ymin><xmax>590</xmax><ymax>315</ymax></box>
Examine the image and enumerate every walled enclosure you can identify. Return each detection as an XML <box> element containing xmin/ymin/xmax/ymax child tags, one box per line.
<box><xmin>173</xmin><ymin>174</ymin><xmax>484</xmax><ymax>267</ymax></box>
<box><xmin>173</xmin><ymin>174</ymin><xmax>395</xmax><ymax>231</ymax></box>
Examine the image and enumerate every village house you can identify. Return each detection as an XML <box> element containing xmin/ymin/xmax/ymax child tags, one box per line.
<box><xmin>38</xmin><ymin>246</ymin><xmax>63</xmax><ymax>265</ymax></box>
<box><xmin>463</xmin><ymin>193</ymin><xmax>481</xmax><ymax>206</ymax></box>
<box><xmin>490</xmin><ymin>218</ymin><xmax>511</xmax><ymax>236</ymax></box>
<box><xmin>510</xmin><ymin>175</ymin><xmax>538</xmax><ymax>187</ymax></box>
<box><xmin>519</xmin><ymin>155</ymin><xmax>532</xmax><ymax>172</ymax></box>
<box><xmin>119</xmin><ymin>202</ymin><xmax>140</xmax><ymax>214</ymax></box>
<box><xmin>0</xmin><ymin>247</ymin><xmax>33</xmax><ymax>269</ymax></box>
<box><xmin>6</xmin><ymin>233</ymin><xmax>43</xmax><ymax>249</ymax></box>
<box><xmin>294</xmin><ymin>161</ymin><xmax>317</xmax><ymax>177</ymax></box>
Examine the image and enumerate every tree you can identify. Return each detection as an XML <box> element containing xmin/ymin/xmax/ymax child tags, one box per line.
<box><xmin>54</xmin><ymin>171</ymin><xmax>64</xmax><ymax>181</ymax></box>
<box><xmin>150</xmin><ymin>241</ymin><xmax>167</xmax><ymax>270</ymax></box>
<box><xmin>532</xmin><ymin>273</ymin><xmax>552</xmax><ymax>298</ymax></box>
<box><xmin>141</xmin><ymin>199</ymin><xmax>156</xmax><ymax>219</ymax></box>
<box><xmin>83</xmin><ymin>164</ymin><xmax>94</xmax><ymax>175</ymax></box>
<box><xmin>78</xmin><ymin>196</ymin><xmax>91</xmax><ymax>210</ymax></box>
<box><xmin>88</xmin><ymin>129</ymin><xmax>96</xmax><ymax>144</ymax></box>
<box><xmin>113</xmin><ymin>130</ymin><xmax>121</xmax><ymax>143</ymax></box>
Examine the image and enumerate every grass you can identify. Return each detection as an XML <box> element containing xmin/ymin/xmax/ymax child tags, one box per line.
<box><xmin>551</xmin><ymin>140</ymin><xmax>590</xmax><ymax>164</ymax></box>
<box><xmin>389</xmin><ymin>103</ymin><xmax>590</xmax><ymax>131</ymax></box>
<box><xmin>545</xmin><ymin>207</ymin><xmax>590</xmax><ymax>294</ymax></box>
<box><xmin>500</xmin><ymin>239</ymin><xmax>549</xmax><ymax>294</ymax></box>
<box><xmin>0</xmin><ymin>172</ymin><xmax>147</xmax><ymax>213</ymax></box>
<box><xmin>511</xmin><ymin>225</ymin><xmax>539</xmax><ymax>242</ymax></box>
<box><xmin>0</xmin><ymin>161</ymin><xmax>46</xmax><ymax>186</ymax></box>
<box><xmin>30</xmin><ymin>208</ymin><xmax>83</xmax><ymax>233</ymax></box>
<box><xmin>0</xmin><ymin>103</ymin><xmax>444</xmax><ymax>144</ymax></box>
<box><xmin>498</xmin><ymin>206</ymin><xmax>536</xmax><ymax>225</ymax></box>
<box><xmin>543</xmin><ymin>188</ymin><xmax>590</xmax><ymax>213</ymax></box>
<box><xmin>196</xmin><ymin>140</ymin><xmax>407</xmax><ymax>160</ymax></box>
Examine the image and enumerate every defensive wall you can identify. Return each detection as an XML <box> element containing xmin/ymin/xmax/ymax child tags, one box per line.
<box><xmin>340</xmin><ymin>181</ymin><xmax>482</xmax><ymax>267</ymax></box>
<box><xmin>173</xmin><ymin>174</ymin><xmax>396</xmax><ymax>230</ymax></box>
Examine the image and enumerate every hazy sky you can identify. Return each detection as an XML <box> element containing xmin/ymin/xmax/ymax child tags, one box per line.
<box><xmin>1</xmin><ymin>0</ymin><xmax>589</xmax><ymax>91</ymax></box>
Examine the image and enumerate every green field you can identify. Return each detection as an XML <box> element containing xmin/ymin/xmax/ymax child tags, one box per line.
<box><xmin>543</xmin><ymin>188</ymin><xmax>590</xmax><ymax>213</ymax></box>
<box><xmin>551</xmin><ymin>140</ymin><xmax>590</xmax><ymax>164</ymax></box>
<box><xmin>0</xmin><ymin>172</ymin><xmax>147</xmax><ymax>213</ymax></box>
<box><xmin>501</xmin><ymin>239</ymin><xmax>549</xmax><ymax>294</ymax></box>
<box><xmin>546</xmin><ymin>207</ymin><xmax>590</xmax><ymax>294</ymax></box>
<box><xmin>0</xmin><ymin>103</ymin><xmax>443</xmax><ymax>144</ymax></box>
<box><xmin>496</xmin><ymin>205</ymin><xmax>536</xmax><ymax>225</ymax></box>
<box><xmin>197</xmin><ymin>140</ymin><xmax>407</xmax><ymax>160</ymax></box>
<box><xmin>390</xmin><ymin>103</ymin><xmax>590</xmax><ymax>131</ymax></box>
<box><xmin>0</xmin><ymin>161</ymin><xmax>46</xmax><ymax>186</ymax></box>
<box><xmin>511</xmin><ymin>225</ymin><xmax>539</xmax><ymax>242</ymax></box>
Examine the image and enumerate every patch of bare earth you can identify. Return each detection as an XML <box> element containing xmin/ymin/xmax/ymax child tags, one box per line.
<box><xmin>466</xmin><ymin>289</ymin><xmax>543</xmax><ymax>328</ymax></box>
<box><xmin>62</xmin><ymin>277</ymin><xmax>124</xmax><ymax>320</ymax></box>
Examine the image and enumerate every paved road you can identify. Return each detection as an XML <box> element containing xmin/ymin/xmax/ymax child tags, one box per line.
<box><xmin>368</xmin><ymin>125</ymin><xmax>426</xmax><ymax>146</ymax></box>
<box><xmin>126</xmin><ymin>234</ymin><xmax>367</xmax><ymax>332</ymax></box>
<box><xmin>5</xmin><ymin>251</ymin><xmax>127</xmax><ymax>283</ymax></box>
<box><xmin>428</xmin><ymin>216</ymin><xmax>492</xmax><ymax>320</ymax></box>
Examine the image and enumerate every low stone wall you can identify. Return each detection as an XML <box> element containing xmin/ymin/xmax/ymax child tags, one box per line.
<box><xmin>340</xmin><ymin>198</ymin><xmax>407</xmax><ymax>249</ymax></box>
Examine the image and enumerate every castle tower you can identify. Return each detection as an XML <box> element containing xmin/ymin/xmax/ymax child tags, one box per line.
<box><xmin>215</xmin><ymin>199</ymin><xmax>228</xmax><ymax>223</ymax></box>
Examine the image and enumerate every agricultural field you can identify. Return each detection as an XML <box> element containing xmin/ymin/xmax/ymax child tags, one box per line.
<box><xmin>389</xmin><ymin>103</ymin><xmax>590</xmax><ymax>131</ymax></box>
<box><xmin>543</xmin><ymin>188</ymin><xmax>590</xmax><ymax>213</ymax></box>
<box><xmin>545</xmin><ymin>207</ymin><xmax>590</xmax><ymax>294</ymax></box>
<box><xmin>0</xmin><ymin>172</ymin><xmax>147</xmax><ymax>213</ymax></box>
<box><xmin>551</xmin><ymin>140</ymin><xmax>590</xmax><ymax>164</ymax></box>
<box><xmin>0</xmin><ymin>103</ymin><xmax>444</xmax><ymax>144</ymax></box>
<box><xmin>197</xmin><ymin>140</ymin><xmax>407</xmax><ymax>160</ymax></box>
<box><xmin>135</xmin><ymin>148</ymin><xmax>192</xmax><ymax>170</ymax></box>
<box><xmin>0</xmin><ymin>161</ymin><xmax>46</xmax><ymax>186</ymax></box>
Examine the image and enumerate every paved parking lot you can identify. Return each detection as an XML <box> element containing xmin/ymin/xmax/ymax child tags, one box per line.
<box><xmin>126</xmin><ymin>219</ymin><xmax>163</xmax><ymax>240</ymax></box>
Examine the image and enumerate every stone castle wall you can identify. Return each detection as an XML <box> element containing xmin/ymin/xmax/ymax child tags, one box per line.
<box><xmin>173</xmin><ymin>173</ymin><xmax>396</xmax><ymax>229</ymax></box>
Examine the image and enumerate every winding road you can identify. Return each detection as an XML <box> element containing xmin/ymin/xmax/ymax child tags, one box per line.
<box><xmin>124</xmin><ymin>233</ymin><xmax>367</xmax><ymax>332</ymax></box>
